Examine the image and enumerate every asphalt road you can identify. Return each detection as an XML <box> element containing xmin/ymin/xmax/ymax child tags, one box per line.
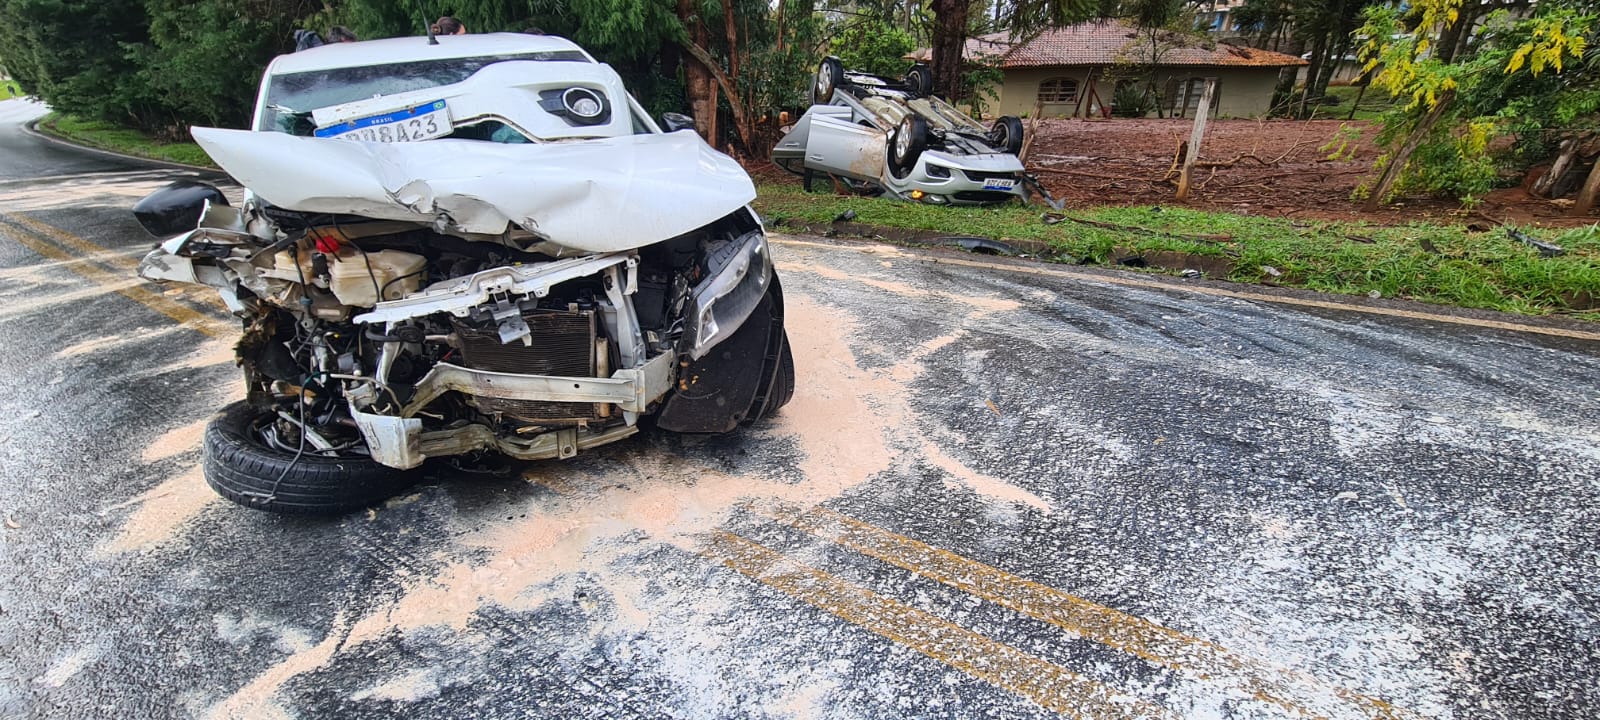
<box><xmin>1</xmin><ymin>96</ymin><xmax>1598</xmax><ymax>720</ymax></box>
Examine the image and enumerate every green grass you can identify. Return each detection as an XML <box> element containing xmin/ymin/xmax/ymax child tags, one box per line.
<box><xmin>1</xmin><ymin>80</ymin><xmax>21</xmax><ymax>98</ymax></box>
<box><xmin>1307</xmin><ymin>84</ymin><xmax>1400</xmax><ymax>122</ymax></box>
<box><xmin>37</xmin><ymin>113</ymin><xmax>216</xmax><ymax>168</ymax></box>
<box><xmin>753</xmin><ymin>179</ymin><xmax>1600</xmax><ymax>319</ymax></box>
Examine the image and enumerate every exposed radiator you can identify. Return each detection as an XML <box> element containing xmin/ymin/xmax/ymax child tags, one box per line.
<box><xmin>453</xmin><ymin>309</ymin><xmax>602</xmax><ymax>425</ymax></box>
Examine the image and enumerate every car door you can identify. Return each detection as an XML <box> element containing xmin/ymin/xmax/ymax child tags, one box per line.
<box><xmin>802</xmin><ymin>106</ymin><xmax>887</xmax><ymax>183</ymax></box>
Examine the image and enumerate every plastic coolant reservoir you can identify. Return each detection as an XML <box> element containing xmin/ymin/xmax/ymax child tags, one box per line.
<box><xmin>327</xmin><ymin>249</ymin><xmax>427</xmax><ymax>307</ymax></box>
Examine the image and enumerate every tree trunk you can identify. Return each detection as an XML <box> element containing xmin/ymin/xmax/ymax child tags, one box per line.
<box><xmin>680</xmin><ymin>40</ymin><xmax>754</xmax><ymax>155</ymax></box>
<box><xmin>1362</xmin><ymin>90</ymin><xmax>1455</xmax><ymax>212</ymax></box>
<box><xmin>1346</xmin><ymin>81</ymin><xmax>1367</xmax><ymax>121</ymax></box>
<box><xmin>721</xmin><ymin>0</ymin><xmax>739</xmax><ymax>81</ymax></box>
<box><xmin>1572</xmin><ymin>156</ymin><xmax>1600</xmax><ymax>216</ymax></box>
<box><xmin>930</xmin><ymin>0</ymin><xmax>969</xmax><ymax>100</ymax></box>
<box><xmin>676</xmin><ymin>0</ymin><xmax>717</xmax><ymax>144</ymax></box>
<box><xmin>1533</xmin><ymin>137</ymin><xmax>1578</xmax><ymax>197</ymax></box>
<box><xmin>1297</xmin><ymin>32</ymin><xmax>1327</xmax><ymax>119</ymax></box>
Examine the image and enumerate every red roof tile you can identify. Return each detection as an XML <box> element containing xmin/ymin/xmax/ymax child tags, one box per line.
<box><xmin>907</xmin><ymin>20</ymin><xmax>1306</xmax><ymax>69</ymax></box>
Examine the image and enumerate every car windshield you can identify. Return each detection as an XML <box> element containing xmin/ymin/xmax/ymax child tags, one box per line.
<box><xmin>256</xmin><ymin>51</ymin><xmax>590</xmax><ymax>134</ymax></box>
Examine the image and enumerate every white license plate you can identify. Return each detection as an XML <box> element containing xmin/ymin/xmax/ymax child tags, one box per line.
<box><xmin>982</xmin><ymin>178</ymin><xmax>1017</xmax><ymax>190</ymax></box>
<box><xmin>315</xmin><ymin>100</ymin><xmax>451</xmax><ymax>143</ymax></box>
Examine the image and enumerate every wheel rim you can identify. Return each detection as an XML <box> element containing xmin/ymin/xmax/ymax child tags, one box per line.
<box><xmin>815</xmin><ymin>66</ymin><xmax>833</xmax><ymax>99</ymax></box>
<box><xmin>895</xmin><ymin>119</ymin><xmax>911</xmax><ymax>161</ymax></box>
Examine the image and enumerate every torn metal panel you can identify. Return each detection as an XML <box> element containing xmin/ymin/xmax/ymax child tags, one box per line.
<box><xmin>190</xmin><ymin>127</ymin><xmax>756</xmax><ymax>252</ymax></box>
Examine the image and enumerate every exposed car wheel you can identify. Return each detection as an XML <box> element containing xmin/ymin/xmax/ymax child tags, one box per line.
<box><xmin>768</xmin><ymin>338</ymin><xmax>796</xmax><ymax>413</ymax></box>
<box><xmin>889</xmin><ymin>115</ymin><xmax>929</xmax><ymax>177</ymax></box>
<box><xmin>814</xmin><ymin>57</ymin><xmax>844</xmax><ymax>104</ymax></box>
<box><xmin>991</xmin><ymin>115</ymin><xmax>1025</xmax><ymax>155</ymax></box>
<box><xmin>904</xmin><ymin>64</ymin><xmax>934</xmax><ymax>98</ymax></box>
<box><xmin>202</xmin><ymin>401</ymin><xmax>419</xmax><ymax>515</ymax></box>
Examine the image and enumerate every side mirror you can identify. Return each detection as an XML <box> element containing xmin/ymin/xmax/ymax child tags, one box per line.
<box><xmin>661</xmin><ymin>112</ymin><xmax>696</xmax><ymax>133</ymax></box>
<box><xmin>133</xmin><ymin>180</ymin><xmax>229</xmax><ymax>237</ymax></box>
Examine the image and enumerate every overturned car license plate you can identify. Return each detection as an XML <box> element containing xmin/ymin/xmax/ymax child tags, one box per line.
<box><xmin>315</xmin><ymin>100</ymin><xmax>451</xmax><ymax>142</ymax></box>
<box><xmin>982</xmin><ymin>178</ymin><xmax>1018</xmax><ymax>191</ymax></box>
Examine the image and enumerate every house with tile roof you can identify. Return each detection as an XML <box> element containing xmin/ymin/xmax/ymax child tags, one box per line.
<box><xmin>909</xmin><ymin>20</ymin><xmax>1307</xmax><ymax>119</ymax></box>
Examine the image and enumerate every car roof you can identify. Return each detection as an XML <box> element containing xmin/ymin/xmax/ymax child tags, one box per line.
<box><xmin>266</xmin><ymin>33</ymin><xmax>592</xmax><ymax>76</ymax></box>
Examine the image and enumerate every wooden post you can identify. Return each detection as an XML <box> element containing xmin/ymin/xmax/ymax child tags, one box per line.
<box><xmin>1175</xmin><ymin>78</ymin><xmax>1216</xmax><ymax>201</ymax></box>
<box><xmin>1019</xmin><ymin>95</ymin><xmax>1045</xmax><ymax>164</ymax></box>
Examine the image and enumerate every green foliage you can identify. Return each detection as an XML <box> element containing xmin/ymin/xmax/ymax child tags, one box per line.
<box><xmin>960</xmin><ymin>55</ymin><xmax>1004</xmax><ymax>116</ymax></box>
<box><xmin>1358</xmin><ymin>2</ymin><xmax>1600</xmax><ymax>206</ymax></box>
<box><xmin>137</xmin><ymin>0</ymin><xmax>289</xmax><ymax>132</ymax></box>
<box><xmin>0</xmin><ymin>0</ymin><xmax>158</xmax><ymax>127</ymax></box>
<box><xmin>1110</xmin><ymin>82</ymin><xmax>1153</xmax><ymax>117</ymax></box>
<box><xmin>832</xmin><ymin>19</ymin><xmax>915</xmax><ymax>76</ymax></box>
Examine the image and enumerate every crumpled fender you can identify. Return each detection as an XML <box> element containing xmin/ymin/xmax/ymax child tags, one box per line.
<box><xmin>189</xmin><ymin>127</ymin><xmax>757</xmax><ymax>253</ymax></box>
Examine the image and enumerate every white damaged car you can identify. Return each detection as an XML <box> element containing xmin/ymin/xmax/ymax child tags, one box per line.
<box><xmin>134</xmin><ymin>33</ymin><xmax>794</xmax><ymax>513</ymax></box>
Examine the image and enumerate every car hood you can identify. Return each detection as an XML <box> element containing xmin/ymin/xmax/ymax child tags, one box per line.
<box><xmin>190</xmin><ymin>127</ymin><xmax>757</xmax><ymax>253</ymax></box>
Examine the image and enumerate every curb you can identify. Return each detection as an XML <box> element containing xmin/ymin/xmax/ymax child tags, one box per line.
<box><xmin>22</xmin><ymin>117</ymin><xmax>222</xmax><ymax>175</ymax></box>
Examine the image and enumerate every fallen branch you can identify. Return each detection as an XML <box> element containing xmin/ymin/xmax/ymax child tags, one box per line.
<box><xmin>1030</xmin><ymin>168</ymin><xmax>1162</xmax><ymax>183</ymax></box>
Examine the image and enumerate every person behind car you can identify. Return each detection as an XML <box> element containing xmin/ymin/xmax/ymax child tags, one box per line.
<box><xmin>326</xmin><ymin>26</ymin><xmax>358</xmax><ymax>43</ymax></box>
<box><xmin>431</xmin><ymin>16</ymin><xmax>467</xmax><ymax>35</ymax></box>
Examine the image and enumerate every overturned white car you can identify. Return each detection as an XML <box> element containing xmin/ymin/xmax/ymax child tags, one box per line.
<box><xmin>772</xmin><ymin>58</ymin><xmax>1037</xmax><ymax>206</ymax></box>
<box><xmin>135</xmin><ymin>33</ymin><xmax>794</xmax><ymax>513</ymax></box>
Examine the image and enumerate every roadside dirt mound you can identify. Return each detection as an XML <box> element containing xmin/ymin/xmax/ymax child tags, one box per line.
<box><xmin>1026</xmin><ymin>118</ymin><xmax>1592</xmax><ymax>228</ymax></box>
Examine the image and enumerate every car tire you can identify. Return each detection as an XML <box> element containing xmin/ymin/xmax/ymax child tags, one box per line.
<box><xmin>202</xmin><ymin>401</ymin><xmax>419</xmax><ymax>515</ymax></box>
<box><xmin>991</xmin><ymin>116</ymin><xmax>1025</xmax><ymax>155</ymax></box>
<box><xmin>814</xmin><ymin>57</ymin><xmax>844</xmax><ymax>104</ymax></box>
<box><xmin>904</xmin><ymin>64</ymin><xmax>933</xmax><ymax>98</ymax></box>
<box><xmin>889</xmin><ymin>115</ymin><xmax>929</xmax><ymax>177</ymax></box>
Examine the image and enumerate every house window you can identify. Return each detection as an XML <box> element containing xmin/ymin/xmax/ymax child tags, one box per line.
<box><xmin>1039</xmin><ymin>77</ymin><xmax>1078</xmax><ymax>104</ymax></box>
<box><xmin>1166</xmin><ymin>77</ymin><xmax>1220</xmax><ymax>118</ymax></box>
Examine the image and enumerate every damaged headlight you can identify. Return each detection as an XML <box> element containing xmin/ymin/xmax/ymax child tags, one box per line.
<box><xmin>682</xmin><ymin>230</ymin><xmax>772</xmax><ymax>360</ymax></box>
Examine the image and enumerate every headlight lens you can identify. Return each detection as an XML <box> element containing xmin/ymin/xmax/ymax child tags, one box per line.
<box><xmin>683</xmin><ymin>231</ymin><xmax>771</xmax><ymax>360</ymax></box>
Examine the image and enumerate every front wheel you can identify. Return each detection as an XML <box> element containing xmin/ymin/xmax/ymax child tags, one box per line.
<box><xmin>904</xmin><ymin>64</ymin><xmax>933</xmax><ymax>98</ymax></box>
<box><xmin>991</xmin><ymin>116</ymin><xmax>1025</xmax><ymax>155</ymax></box>
<box><xmin>814</xmin><ymin>57</ymin><xmax>844</xmax><ymax>104</ymax></box>
<box><xmin>202</xmin><ymin>402</ymin><xmax>419</xmax><ymax>514</ymax></box>
<box><xmin>889</xmin><ymin>115</ymin><xmax>929</xmax><ymax>177</ymax></box>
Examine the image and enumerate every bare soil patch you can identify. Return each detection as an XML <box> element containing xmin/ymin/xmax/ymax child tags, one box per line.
<box><xmin>1026</xmin><ymin>118</ymin><xmax>1591</xmax><ymax>228</ymax></box>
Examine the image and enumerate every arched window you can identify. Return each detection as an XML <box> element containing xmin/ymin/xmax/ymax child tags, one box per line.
<box><xmin>1038</xmin><ymin>77</ymin><xmax>1078</xmax><ymax>104</ymax></box>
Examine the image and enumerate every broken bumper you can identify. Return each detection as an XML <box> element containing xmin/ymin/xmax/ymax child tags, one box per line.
<box><xmin>351</xmin><ymin>351</ymin><xmax>677</xmax><ymax>469</ymax></box>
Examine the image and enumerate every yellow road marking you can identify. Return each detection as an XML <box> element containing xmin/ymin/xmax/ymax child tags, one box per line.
<box><xmin>4</xmin><ymin>212</ymin><xmax>231</xmax><ymax>313</ymax></box>
<box><xmin>701</xmin><ymin>530</ymin><xmax>1175</xmax><ymax>719</ymax></box>
<box><xmin>771</xmin><ymin>236</ymin><xmax>1600</xmax><ymax>343</ymax></box>
<box><xmin>761</xmin><ymin>504</ymin><xmax>1418</xmax><ymax>720</ymax></box>
<box><xmin>0</xmin><ymin>216</ymin><xmax>233</xmax><ymax>338</ymax></box>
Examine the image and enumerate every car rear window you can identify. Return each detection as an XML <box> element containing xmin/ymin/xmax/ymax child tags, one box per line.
<box><xmin>257</xmin><ymin>52</ymin><xmax>590</xmax><ymax>133</ymax></box>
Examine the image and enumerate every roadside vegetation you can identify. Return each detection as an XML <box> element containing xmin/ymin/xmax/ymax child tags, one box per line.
<box><xmin>754</xmin><ymin>180</ymin><xmax>1600</xmax><ymax>320</ymax></box>
<box><xmin>35</xmin><ymin>104</ymin><xmax>1600</xmax><ymax>320</ymax></box>
<box><xmin>35</xmin><ymin>113</ymin><xmax>214</xmax><ymax>168</ymax></box>
<box><xmin>1</xmin><ymin>78</ymin><xmax>19</xmax><ymax>98</ymax></box>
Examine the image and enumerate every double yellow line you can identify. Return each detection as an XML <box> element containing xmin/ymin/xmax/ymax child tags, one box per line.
<box><xmin>0</xmin><ymin>211</ymin><xmax>235</xmax><ymax>338</ymax></box>
<box><xmin>531</xmin><ymin>461</ymin><xmax>1420</xmax><ymax>719</ymax></box>
<box><xmin>742</xmin><ymin>504</ymin><xmax>1417</xmax><ymax>719</ymax></box>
